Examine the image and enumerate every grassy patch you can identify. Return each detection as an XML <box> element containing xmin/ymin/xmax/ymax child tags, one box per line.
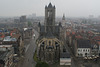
<box><xmin>35</xmin><ymin>61</ymin><xmax>49</xmax><ymax>67</ymax></box>
<box><xmin>33</xmin><ymin>50</ymin><xmax>38</xmax><ymax>62</ymax></box>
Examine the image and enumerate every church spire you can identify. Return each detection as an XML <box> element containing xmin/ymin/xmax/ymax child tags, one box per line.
<box><xmin>62</xmin><ymin>14</ymin><xmax>65</xmax><ymax>20</ymax></box>
<box><xmin>48</xmin><ymin>2</ymin><xmax>52</xmax><ymax>8</ymax></box>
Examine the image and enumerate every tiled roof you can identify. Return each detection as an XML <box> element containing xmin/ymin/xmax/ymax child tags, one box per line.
<box><xmin>93</xmin><ymin>36</ymin><xmax>100</xmax><ymax>41</ymax></box>
<box><xmin>66</xmin><ymin>32</ymin><xmax>70</xmax><ymax>36</ymax></box>
<box><xmin>97</xmin><ymin>41</ymin><xmax>100</xmax><ymax>45</ymax></box>
<box><xmin>72</xmin><ymin>32</ymin><xmax>75</xmax><ymax>35</ymax></box>
<box><xmin>11</xmin><ymin>34</ymin><xmax>20</xmax><ymax>39</ymax></box>
<box><xmin>75</xmin><ymin>35</ymin><xmax>82</xmax><ymax>39</ymax></box>
<box><xmin>77</xmin><ymin>39</ymin><xmax>91</xmax><ymax>48</ymax></box>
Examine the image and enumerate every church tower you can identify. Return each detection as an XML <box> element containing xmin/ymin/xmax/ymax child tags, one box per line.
<box><xmin>37</xmin><ymin>3</ymin><xmax>62</xmax><ymax>64</ymax></box>
<box><xmin>62</xmin><ymin>14</ymin><xmax>66</xmax><ymax>26</ymax></box>
<box><xmin>45</xmin><ymin>3</ymin><xmax>55</xmax><ymax>33</ymax></box>
<box><xmin>62</xmin><ymin>14</ymin><xmax>65</xmax><ymax>20</ymax></box>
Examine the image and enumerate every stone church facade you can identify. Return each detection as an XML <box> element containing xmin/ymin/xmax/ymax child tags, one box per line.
<box><xmin>37</xmin><ymin>3</ymin><xmax>62</xmax><ymax>64</ymax></box>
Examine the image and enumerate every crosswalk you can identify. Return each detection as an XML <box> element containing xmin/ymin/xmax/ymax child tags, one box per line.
<box><xmin>25</xmin><ymin>44</ymin><xmax>30</xmax><ymax>53</ymax></box>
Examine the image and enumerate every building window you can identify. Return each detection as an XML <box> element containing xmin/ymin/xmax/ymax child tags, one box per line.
<box><xmin>78</xmin><ymin>53</ymin><xmax>79</xmax><ymax>56</ymax></box>
<box><xmin>80</xmin><ymin>54</ymin><xmax>83</xmax><ymax>57</ymax></box>
<box><xmin>85</xmin><ymin>53</ymin><xmax>87</xmax><ymax>57</ymax></box>
<box><xmin>83</xmin><ymin>49</ymin><xmax>85</xmax><ymax>52</ymax></box>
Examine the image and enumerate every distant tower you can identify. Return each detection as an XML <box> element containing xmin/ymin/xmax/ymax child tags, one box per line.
<box><xmin>62</xmin><ymin>14</ymin><xmax>65</xmax><ymax>20</ymax></box>
<box><xmin>37</xmin><ymin>3</ymin><xmax>62</xmax><ymax>64</ymax></box>
<box><xmin>20</xmin><ymin>15</ymin><xmax>26</xmax><ymax>22</ymax></box>
<box><xmin>45</xmin><ymin>3</ymin><xmax>55</xmax><ymax>33</ymax></box>
<box><xmin>62</xmin><ymin>14</ymin><xmax>66</xmax><ymax>26</ymax></box>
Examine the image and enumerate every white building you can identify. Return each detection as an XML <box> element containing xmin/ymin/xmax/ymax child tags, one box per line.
<box><xmin>60</xmin><ymin>49</ymin><xmax>71</xmax><ymax>65</ymax></box>
<box><xmin>74</xmin><ymin>39</ymin><xmax>91</xmax><ymax>59</ymax></box>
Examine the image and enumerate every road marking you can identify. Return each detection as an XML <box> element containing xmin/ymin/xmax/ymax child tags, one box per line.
<box><xmin>25</xmin><ymin>44</ymin><xmax>30</xmax><ymax>53</ymax></box>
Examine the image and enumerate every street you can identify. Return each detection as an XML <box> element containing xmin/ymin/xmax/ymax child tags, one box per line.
<box><xmin>65</xmin><ymin>43</ymin><xmax>100</xmax><ymax>67</ymax></box>
<box><xmin>13</xmin><ymin>29</ymin><xmax>100</xmax><ymax>67</ymax></box>
<box><xmin>16</xmin><ymin>29</ymin><xmax>39</xmax><ymax>67</ymax></box>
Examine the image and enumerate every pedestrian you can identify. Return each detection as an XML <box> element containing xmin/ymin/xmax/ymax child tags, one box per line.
<box><xmin>33</xmin><ymin>34</ymin><xmax>35</xmax><ymax>39</ymax></box>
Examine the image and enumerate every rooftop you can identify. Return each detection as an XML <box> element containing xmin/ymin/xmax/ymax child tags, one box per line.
<box><xmin>60</xmin><ymin>49</ymin><xmax>70</xmax><ymax>58</ymax></box>
<box><xmin>3</xmin><ymin>36</ymin><xmax>17</xmax><ymax>41</ymax></box>
<box><xmin>0</xmin><ymin>51</ymin><xmax>9</xmax><ymax>60</ymax></box>
<box><xmin>77</xmin><ymin>39</ymin><xmax>91</xmax><ymax>48</ymax></box>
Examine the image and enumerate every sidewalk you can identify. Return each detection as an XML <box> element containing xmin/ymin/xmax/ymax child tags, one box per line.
<box><xmin>50</xmin><ymin>62</ymin><xmax>70</xmax><ymax>67</ymax></box>
<box><xmin>11</xmin><ymin>56</ymin><xmax>25</xmax><ymax>67</ymax></box>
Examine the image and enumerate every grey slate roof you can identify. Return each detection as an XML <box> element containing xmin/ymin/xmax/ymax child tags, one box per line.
<box><xmin>60</xmin><ymin>52</ymin><xmax>70</xmax><ymax>58</ymax></box>
<box><xmin>40</xmin><ymin>26</ymin><xmax>45</xmax><ymax>33</ymax></box>
<box><xmin>60</xmin><ymin>49</ymin><xmax>70</xmax><ymax>58</ymax></box>
<box><xmin>55</xmin><ymin>26</ymin><xmax>59</xmax><ymax>33</ymax></box>
<box><xmin>40</xmin><ymin>26</ymin><xmax>59</xmax><ymax>35</ymax></box>
<box><xmin>77</xmin><ymin>39</ymin><xmax>91</xmax><ymax>48</ymax></box>
<box><xmin>45</xmin><ymin>31</ymin><xmax>54</xmax><ymax>38</ymax></box>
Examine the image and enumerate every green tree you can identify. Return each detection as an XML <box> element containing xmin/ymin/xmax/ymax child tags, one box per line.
<box><xmin>35</xmin><ymin>61</ymin><xmax>49</xmax><ymax>67</ymax></box>
<box><xmin>27</xmin><ymin>21</ymin><xmax>32</xmax><ymax>27</ymax></box>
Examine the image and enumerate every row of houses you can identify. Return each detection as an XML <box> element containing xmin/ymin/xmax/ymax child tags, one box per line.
<box><xmin>0</xmin><ymin>45</ymin><xmax>14</xmax><ymax>67</ymax></box>
<box><xmin>66</xmin><ymin>29</ymin><xmax>100</xmax><ymax>59</ymax></box>
<box><xmin>0</xmin><ymin>28</ymin><xmax>33</xmax><ymax>67</ymax></box>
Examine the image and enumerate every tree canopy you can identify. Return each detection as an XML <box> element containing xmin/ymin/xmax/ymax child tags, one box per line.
<box><xmin>35</xmin><ymin>61</ymin><xmax>49</xmax><ymax>67</ymax></box>
<box><xmin>27</xmin><ymin>21</ymin><xmax>32</xmax><ymax>27</ymax></box>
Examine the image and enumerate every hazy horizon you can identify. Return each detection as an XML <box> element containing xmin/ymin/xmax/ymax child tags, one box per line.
<box><xmin>0</xmin><ymin>0</ymin><xmax>100</xmax><ymax>17</ymax></box>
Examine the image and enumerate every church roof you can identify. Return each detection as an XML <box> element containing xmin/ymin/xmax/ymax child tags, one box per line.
<box><xmin>45</xmin><ymin>28</ymin><xmax>55</xmax><ymax>38</ymax></box>
<box><xmin>48</xmin><ymin>2</ymin><xmax>52</xmax><ymax>8</ymax></box>
<box><xmin>40</xmin><ymin>26</ymin><xmax>45</xmax><ymax>33</ymax></box>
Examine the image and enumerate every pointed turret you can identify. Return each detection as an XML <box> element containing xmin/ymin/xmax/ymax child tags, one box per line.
<box><xmin>45</xmin><ymin>5</ymin><xmax>47</xmax><ymax>8</ymax></box>
<box><xmin>59</xmin><ymin>22</ymin><xmax>62</xmax><ymax>27</ymax></box>
<box><xmin>38</xmin><ymin>22</ymin><xmax>41</xmax><ymax>27</ymax></box>
<box><xmin>48</xmin><ymin>2</ymin><xmax>53</xmax><ymax>8</ymax></box>
<box><xmin>53</xmin><ymin>5</ymin><xmax>55</xmax><ymax>8</ymax></box>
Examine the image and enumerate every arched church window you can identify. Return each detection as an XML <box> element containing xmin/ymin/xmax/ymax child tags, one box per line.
<box><xmin>48</xmin><ymin>11</ymin><xmax>52</xmax><ymax>17</ymax></box>
<box><xmin>42</xmin><ymin>42</ymin><xmax>44</xmax><ymax>45</ymax></box>
<box><xmin>49</xmin><ymin>41</ymin><xmax>51</xmax><ymax>46</ymax></box>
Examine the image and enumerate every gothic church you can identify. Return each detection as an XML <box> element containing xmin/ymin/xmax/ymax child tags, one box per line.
<box><xmin>37</xmin><ymin>3</ymin><xmax>62</xmax><ymax>64</ymax></box>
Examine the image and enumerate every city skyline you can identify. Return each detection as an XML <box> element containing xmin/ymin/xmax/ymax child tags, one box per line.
<box><xmin>0</xmin><ymin>0</ymin><xmax>100</xmax><ymax>17</ymax></box>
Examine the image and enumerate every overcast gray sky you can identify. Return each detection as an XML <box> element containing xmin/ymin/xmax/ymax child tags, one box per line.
<box><xmin>0</xmin><ymin>0</ymin><xmax>100</xmax><ymax>17</ymax></box>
